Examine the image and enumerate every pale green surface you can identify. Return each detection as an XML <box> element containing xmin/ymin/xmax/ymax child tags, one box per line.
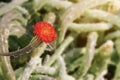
<box><xmin>0</xmin><ymin>0</ymin><xmax>120</xmax><ymax>80</ymax></box>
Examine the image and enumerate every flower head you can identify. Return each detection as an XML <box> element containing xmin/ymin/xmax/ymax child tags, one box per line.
<box><xmin>34</xmin><ymin>21</ymin><xmax>57</xmax><ymax>43</ymax></box>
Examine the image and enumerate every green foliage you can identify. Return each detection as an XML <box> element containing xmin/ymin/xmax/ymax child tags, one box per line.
<box><xmin>0</xmin><ymin>0</ymin><xmax>120</xmax><ymax>80</ymax></box>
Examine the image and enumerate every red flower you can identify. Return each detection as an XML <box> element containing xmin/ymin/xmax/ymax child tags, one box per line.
<box><xmin>34</xmin><ymin>21</ymin><xmax>57</xmax><ymax>43</ymax></box>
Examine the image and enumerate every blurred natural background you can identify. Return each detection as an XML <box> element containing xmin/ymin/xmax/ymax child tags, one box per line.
<box><xmin>0</xmin><ymin>0</ymin><xmax>120</xmax><ymax>80</ymax></box>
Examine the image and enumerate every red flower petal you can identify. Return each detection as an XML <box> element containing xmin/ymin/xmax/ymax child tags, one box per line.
<box><xmin>34</xmin><ymin>21</ymin><xmax>57</xmax><ymax>43</ymax></box>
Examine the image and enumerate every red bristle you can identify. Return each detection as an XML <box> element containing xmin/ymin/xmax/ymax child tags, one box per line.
<box><xmin>34</xmin><ymin>21</ymin><xmax>57</xmax><ymax>43</ymax></box>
